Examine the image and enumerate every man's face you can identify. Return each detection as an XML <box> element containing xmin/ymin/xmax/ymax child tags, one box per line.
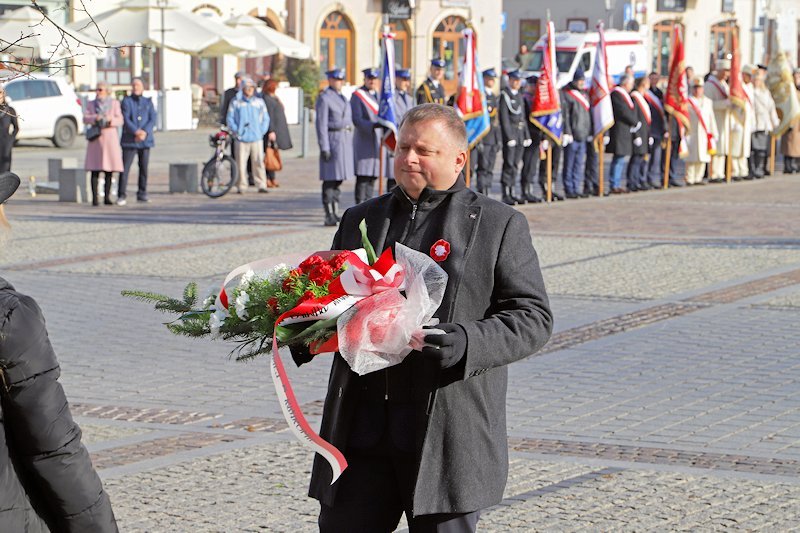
<box><xmin>692</xmin><ymin>86</ymin><xmax>704</xmax><ymax>98</ymax></box>
<box><xmin>329</xmin><ymin>78</ymin><xmax>344</xmax><ymax>92</ymax></box>
<box><xmin>719</xmin><ymin>69</ymin><xmax>730</xmax><ymax>81</ymax></box>
<box><xmin>235</xmin><ymin>76</ymin><xmax>243</xmax><ymax>88</ymax></box>
<box><xmin>365</xmin><ymin>77</ymin><xmax>380</xmax><ymax>91</ymax></box>
<box><xmin>394</xmin><ymin>119</ymin><xmax>466</xmax><ymax>200</ymax></box>
<box><xmin>431</xmin><ymin>66</ymin><xmax>444</xmax><ymax>81</ymax></box>
<box><xmin>484</xmin><ymin>77</ymin><xmax>495</xmax><ymax>89</ymax></box>
<box><xmin>131</xmin><ymin>79</ymin><xmax>144</xmax><ymax>96</ymax></box>
<box><xmin>243</xmin><ymin>84</ymin><xmax>255</xmax><ymax>97</ymax></box>
<box><xmin>649</xmin><ymin>73</ymin><xmax>659</xmax><ymax>87</ymax></box>
<box><xmin>743</xmin><ymin>73</ymin><xmax>752</xmax><ymax>84</ymax></box>
<box><xmin>686</xmin><ymin>68</ymin><xmax>694</xmax><ymax>80</ymax></box>
<box><xmin>397</xmin><ymin>78</ymin><xmax>410</xmax><ymax>92</ymax></box>
<box><xmin>641</xmin><ymin>78</ymin><xmax>651</xmax><ymax>91</ymax></box>
<box><xmin>509</xmin><ymin>77</ymin><xmax>521</xmax><ymax>91</ymax></box>
<box><xmin>622</xmin><ymin>78</ymin><xmax>634</xmax><ymax>92</ymax></box>
<box><xmin>575</xmin><ymin>79</ymin><xmax>586</xmax><ymax>90</ymax></box>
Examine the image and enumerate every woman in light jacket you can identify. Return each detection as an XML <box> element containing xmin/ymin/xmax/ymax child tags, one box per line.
<box><xmin>0</xmin><ymin>172</ymin><xmax>118</xmax><ymax>532</ymax></box>
<box><xmin>84</xmin><ymin>82</ymin><xmax>123</xmax><ymax>206</ymax></box>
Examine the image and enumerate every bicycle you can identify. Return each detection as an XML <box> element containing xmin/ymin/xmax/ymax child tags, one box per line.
<box><xmin>201</xmin><ymin>126</ymin><xmax>239</xmax><ymax>198</ymax></box>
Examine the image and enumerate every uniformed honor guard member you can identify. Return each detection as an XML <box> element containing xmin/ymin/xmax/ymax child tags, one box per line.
<box><xmin>386</xmin><ymin>69</ymin><xmax>416</xmax><ymax>191</ymax></box>
<box><xmin>315</xmin><ymin>69</ymin><xmax>355</xmax><ymax>226</ymax></box>
<box><xmin>521</xmin><ymin>75</ymin><xmax>544</xmax><ymax>203</ymax></box>
<box><xmin>351</xmin><ymin>68</ymin><xmax>382</xmax><ymax>204</ymax></box>
<box><xmin>499</xmin><ymin>70</ymin><xmax>532</xmax><ymax>205</ymax></box>
<box><xmin>476</xmin><ymin>68</ymin><xmax>502</xmax><ymax>196</ymax></box>
<box><xmin>416</xmin><ymin>58</ymin><xmax>446</xmax><ymax>105</ymax></box>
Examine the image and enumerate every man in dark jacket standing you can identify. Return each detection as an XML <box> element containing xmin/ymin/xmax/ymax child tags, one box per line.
<box><xmin>561</xmin><ymin>68</ymin><xmax>591</xmax><ymax>198</ymax></box>
<box><xmin>499</xmin><ymin>70</ymin><xmax>531</xmax><ymax>204</ymax></box>
<box><xmin>0</xmin><ymin>172</ymin><xmax>118</xmax><ymax>532</ymax></box>
<box><xmin>118</xmin><ymin>77</ymin><xmax>156</xmax><ymax>205</ymax></box>
<box><xmin>645</xmin><ymin>72</ymin><xmax>667</xmax><ymax>188</ymax></box>
<box><xmin>475</xmin><ymin>68</ymin><xmax>502</xmax><ymax>196</ymax></box>
<box><xmin>607</xmin><ymin>74</ymin><xmax>638</xmax><ymax>193</ymax></box>
<box><xmin>294</xmin><ymin>105</ymin><xmax>553</xmax><ymax>532</ymax></box>
<box><xmin>628</xmin><ymin>76</ymin><xmax>652</xmax><ymax>191</ymax></box>
<box><xmin>351</xmin><ymin>68</ymin><xmax>382</xmax><ymax>204</ymax></box>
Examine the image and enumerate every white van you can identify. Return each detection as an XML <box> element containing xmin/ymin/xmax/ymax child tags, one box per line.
<box><xmin>519</xmin><ymin>30</ymin><xmax>649</xmax><ymax>88</ymax></box>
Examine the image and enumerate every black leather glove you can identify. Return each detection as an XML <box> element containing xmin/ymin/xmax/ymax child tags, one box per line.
<box><xmin>422</xmin><ymin>323</ymin><xmax>467</xmax><ymax>369</ymax></box>
<box><xmin>289</xmin><ymin>343</ymin><xmax>315</xmax><ymax>367</ymax></box>
<box><xmin>321</xmin><ymin>151</ymin><xmax>332</xmax><ymax>162</ymax></box>
<box><xmin>373</xmin><ymin>123</ymin><xmax>383</xmax><ymax>130</ymax></box>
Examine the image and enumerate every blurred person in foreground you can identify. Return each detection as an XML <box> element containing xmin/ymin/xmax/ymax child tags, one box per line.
<box><xmin>292</xmin><ymin>104</ymin><xmax>553</xmax><ymax>532</ymax></box>
<box><xmin>0</xmin><ymin>172</ymin><xmax>118</xmax><ymax>532</ymax></box>
<box><xmin>0</xmin><ymin>85</ymin><xmax>18</xmax><ymax>173</ymax></box>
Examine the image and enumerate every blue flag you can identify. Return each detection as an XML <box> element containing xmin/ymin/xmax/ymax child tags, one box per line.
<box><xmin>457</xmin><ymin>29</ymin><xmax>490</xmax><ymax>150</ymax></box>
<box><xmin>377</xmin><ymin>32</ymin><xmax>398</xmax><ymax>149</ymax></box>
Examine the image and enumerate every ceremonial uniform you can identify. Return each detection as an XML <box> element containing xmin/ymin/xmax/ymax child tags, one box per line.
<box><xmin>729</xmin><ymin>78</ymin><xmax>754</xmax><ymax>179</ymax></box>
<box><xmin>499</xmin><ymin>80</ymin><xmax>531</xmax><ymax>204</ymax></box>
<box><xmin>386</xmin><ymin>71</ymin><xmax>416</xmax><ymax>189</ymax></box>
<box><xmin>628</xmin><ymin>89</ymin><xmax>651</xmax><ymax>191</ymax></box>
<box><xmin>607</xmin><ymin>86</ymin><xmax>638</xmax><ymax>192</ymax></box>
<box><xmin>750</xmin><ymin>82</ymin><xmax>779</xmax><ymax>178</ymax></box>
<box><xmin>644</xmin><ymin>87</ymin><xmax>667</xmax><ymax>188</ymax></box>
<box><xmin>686</xmin><ymin>92</ymin><xmax>718</xmax><ymax>184</ymax></box>
<box><xmin>351</xmin><ymin>74</ymin><xmax>382</xmax><ymax>204</ymax></box>
<box><xmin>476</xmin><ymin>69</ymin><xmax>502</xmax><ymax>196</ymax></box>
<box><xmin>561</xmin><ymin>74</ymin><xmax>591</xmax><ymax>197</ymax></box>
<box><xmin>315</xmin><ymin>72</ymin><xmax>355</xmax><ymax>225</ymax></box>
<box><xmin>521</xmin><ymin>86</ymin><xmax>544</xmax><ymax>202</ymax></box>
<box><xmin>416</xmin><ymin>77</ymin><xmax>446</xmax><ymax>105</ymax></box>
<box><xmin>704</xmin><ymin>73</ymin><xmax>731</xmax><ymax>180</ymax></box>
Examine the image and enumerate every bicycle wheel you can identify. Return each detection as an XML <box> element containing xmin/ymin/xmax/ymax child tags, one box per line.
<box><xmin>201</xmin><ymin>155</ymin><xmax>238</xmax><ymax>198</ymax></box>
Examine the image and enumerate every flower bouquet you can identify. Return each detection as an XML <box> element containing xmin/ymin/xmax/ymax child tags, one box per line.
<box><xmin>123</xmin><ymin>220</ymin><xmax>447</xmax><ymax>481</ymax></box>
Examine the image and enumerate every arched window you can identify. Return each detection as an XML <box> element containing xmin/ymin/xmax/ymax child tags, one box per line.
<box><xmin>320</xmin><ymin>11</ymin><xmax>354</xmax><ymax>84</ymax></box>
<box><xmin>432</xmin><ymin>16</ymin><xmax>467</xmax><ymax>97</ymax></box>
<box><xmin>709</xmin><ymin>21</ymin><xmax>738</xmax><ymax>69</ymax></box>
<box><xmin>379</xmin><ymin>22</ymin><xmax>410</xmax><ymax>70</ymax></box>
<box><xmin>652</xmin><ymin>20</ymin><xmax>680</xmax><ymax>76</ymax></box>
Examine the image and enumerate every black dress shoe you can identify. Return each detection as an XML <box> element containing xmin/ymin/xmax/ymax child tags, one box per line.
<box><xmin>668</xmin><ymin>181</ymin><xmax>686</xmax><ymax>187</ymax></box>
<box><xmin>566</xmin><ymin>193</ymin><xmax>579</xmax><ymax>199</ymax></box>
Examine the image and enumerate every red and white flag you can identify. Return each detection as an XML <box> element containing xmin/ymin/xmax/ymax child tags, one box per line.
<box><xmin>589</xmin><ymin>22</ymin><xmax>614</xmax><ymax>148</ymax></box>
<box><xmin>664</xmin><ymin>24</ymin><xmax>690</xmax><ymax>130</ymax></box>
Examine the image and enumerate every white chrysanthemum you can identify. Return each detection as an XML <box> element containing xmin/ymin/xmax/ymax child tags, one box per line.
<box><xmin>267</xmin><ymin>263</ymin><xmax>290</xmax><ymax>285</ymax></box>
<box><xmin>201</xmin><ymin>285</ymin><xmax>217</xmax><ymax>309</ymax></box>
<box><xmin>239</xmin><ymin>269</ymin><xmax>255</xmax><ymax>287</ymax></box>
<box><xmin>209</xmin><ymin>308</ymin><xmax>227</xmax><ymax>338</ymax></box>
<box><xmin>234</xmin><ymin>291</ymin><xmax>250</xmax><ymax>319</ymax></box>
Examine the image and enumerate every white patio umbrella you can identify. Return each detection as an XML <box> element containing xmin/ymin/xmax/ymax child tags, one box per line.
<box><xmin>0</xmin><ymin>6</ymin><xmax>107</xmax><ymax>59</ymax></box>
<box><xmin>68</xmin><ymin>0</ymin><xmax>256</xmax><ymax>57</ymax></box>
<box><xmin>225</xmin><ymin>15</ymin><xmax>312</xmax><ymax>59</ymax></box>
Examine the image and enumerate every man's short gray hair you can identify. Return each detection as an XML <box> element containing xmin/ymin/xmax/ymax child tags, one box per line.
<box><xmin>399</xmin><ymin>104</ymin><xmax>467</xmax><ymax>151</ymax></box>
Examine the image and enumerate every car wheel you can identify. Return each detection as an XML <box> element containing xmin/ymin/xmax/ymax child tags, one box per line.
<box><xmin>52</xmin><ymin>118</ymin><xmax>77</xmax><ymax>148</ymax></box>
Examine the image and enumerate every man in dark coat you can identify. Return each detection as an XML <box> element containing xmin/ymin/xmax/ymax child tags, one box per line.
<box><xmin>416</xmin><ymin>59</ymin><xmax>446</xmax><ymax>105</ymax></box>
<box><xmin>118</xmin><ymin>77</ymin><xmax>157</xmax><ymax>205</ymax></box>
<box><xmin>561</xmin><ymin>68</ymin><xmax>591</xmax><ymax>198</ymax></box>
<box><xmin>628</xmin><ymin>76</ymin><xmax>652</xmax><ymax>191</ymax></box>
<box><xmin>0</xmin><ymin>173</ymin><xmax>118</xmax><ymax>532</ymax></box>
<box><xmin>315</xmin><ymin>69</ymin><xmax>355</xmax><ymax>226</ymax></box>
<box><xmin>521</xmin><ymin>75</ymin><xmax>545</xmax><ymax>202</ymax></box>
<box><xmin>499</xmin><ymin>70</ymin><xmax>531</xmax><ymax>204</ymax></box>
<box><xmin>351</xmin><ymin>68</ymin><xmax>382</xmax><ymax>204</ymax></box>
<box><xmin>386</xmin><ymin>69</ymin><xmax>416</xmax><ymax>191</ymax></box>
<box><xmin>645</xmin><ymin>72</ymin><xmax>667</xmax><ymax>188</ymax></box>
<box><xmin>607</xmin><ymin>74</ymin><xmax>638</xmax><ymax>193</ymax></box>
<box><xmin>293</xmin><ymin>105</ymin><xmax>552</xmax><ymax>532</ymax></box>
<box><xmin>475</xmin><ymin>68</ymin><xmax>502</xmax><ymax>196</ymax></box>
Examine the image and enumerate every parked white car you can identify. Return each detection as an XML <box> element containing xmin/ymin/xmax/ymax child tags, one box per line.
<box><xmin>4</xmin><ymin>75</ymin><xmax>84</xmax><ymax>148</ymax></box>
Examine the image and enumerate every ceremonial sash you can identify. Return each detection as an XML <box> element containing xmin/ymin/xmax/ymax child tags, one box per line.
<box><xmin>644</xmin><ymin>90</ymin><xmax>665</xmax><ymax>120</ymax></box>
<box><xmin>689</xmin><ymin>97</ymin><xmax>717</xmax><ymax>155</ymax></box>
<box><xmin>567</xmin><ymin>89</ymin><xmax>590</xmax><ymax>111</ymax></box>
<box><xmin>612</xmin><ymin>86</ymin><xmax>634</xmax><ymax>109</ymax></box>
<box><xmin>354</xmin><ymin>88</ymin><xmax>379</xmax><ymax>114</ymax></box>
<box><xmin>707</xmin><ymin>77</ymin><xmax>729</xmax><ymax>99</ymax></box>
<box><xmin>631</xmin><ymin>91</ymin><xmax>652</xmax><ymax>125</ymax></box>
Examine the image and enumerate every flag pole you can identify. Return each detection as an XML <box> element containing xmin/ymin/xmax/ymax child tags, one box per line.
<box><xmin>379</xmin><ymin>144</ymin><xmax>384</xmax><ymax>195</ymax></box>
<box><xmin>663</xmin><ymin>116</ymin><xmax>672</xmax><ymax>189</ymax></box>
<box><xmin>546</xmin><ymin>145</ymin><xmax>553</xmax><ymax>202</ymax></box>
<box><xmin>725</xmin><ymin>118</ymin><xmax>733</xmax><ymax>183</ymax></box>
<box><xmin>598</xmin><ymin>140</ymin><xmax>605</xmax><ymax>196</ymax></box>
<box><xmin>769</xmin><ymin>135</ymin><xmax>776</xmax><ymax>175</ymax></box>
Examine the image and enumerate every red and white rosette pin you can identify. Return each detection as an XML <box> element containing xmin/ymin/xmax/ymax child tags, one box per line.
<box><xmin>430</xmin><ymin>239</ymin><xmax>451</xmax><ymax>262</ymax></box>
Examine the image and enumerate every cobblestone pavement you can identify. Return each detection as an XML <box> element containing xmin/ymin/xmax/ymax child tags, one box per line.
<box><xmin>2</xmin><ymin>154</ymin><xmax>800</xmax><ymax>530</ymax></box>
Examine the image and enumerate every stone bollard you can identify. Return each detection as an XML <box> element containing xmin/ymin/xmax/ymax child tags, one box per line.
<box><xmin>48</xmin><ymin>157</ymin><xmax>78</xmax><ymax>182</ymax></box>
<box><xmin>58</xmin><ymin>168</ymin><xmax>90</xmax><ymax>203</ymax></box>
<box><xmin>169</xmin><ymin>163</ymin><xmax>200</xmax><ymax>193</ymax></box>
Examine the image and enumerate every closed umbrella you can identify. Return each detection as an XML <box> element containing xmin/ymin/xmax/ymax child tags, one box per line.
<box><xmin>0</xmin><ymin>6</ymin><xmax>106</xmax><ymax>59</ymax></box>
<box><xmin>225</xmin><ymin>15</ymin><xmax>311</xmax><ymax>59</ymax></box>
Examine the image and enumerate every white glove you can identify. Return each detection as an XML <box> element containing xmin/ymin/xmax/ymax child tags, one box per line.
<box><xmin>648</xmin><ymin>137</ymin><xmax>654</xmax><ymax>146</ymax></box>
<box><xmin>633</xmin><ymin>137</ymin><xmax>643</xmax><ymax>147</ymax></box>
<box><xmin>603</xmin><ymin>136</ymin><xmax>610</xmax><ymax>146</ymax></box>
<box><xmin>522</xmin><ymin>138</ymin><xmax>532</xmax><ymax>147</ymax></box>
<box><xmin>562</xmin><ymin>134</ymin><xmax>573</xmax><ymax>147</ymax></box>
<box><xmin>630</xmin><ymin>121</ymin><xmax>642</xmax><ymax>134</ymax></box>
<box><xmin>506</xmin><ymin>140</ymin><xmax>517</xmax><ymax>147</ymax></box>
<box><xmin>586</xmin><ymin>136</ymin><xmax>594</xmax><ymax>143</ymax></box>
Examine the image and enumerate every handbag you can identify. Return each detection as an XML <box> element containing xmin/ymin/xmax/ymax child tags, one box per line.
<box><xmin>85</xmin><ymin>124</ymin><xmax>101</xmax><ymax>142</ymax></box>
<box><xmin>264</xmin><ymin>142</ymin><xmax>282</xmax><ymax>172</ymax></box>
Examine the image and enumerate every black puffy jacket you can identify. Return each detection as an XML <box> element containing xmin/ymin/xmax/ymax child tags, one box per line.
<box><xmin>0</xmin><ymin>278</ymin><xmax>117</xmax><ymax>532</ymax></box>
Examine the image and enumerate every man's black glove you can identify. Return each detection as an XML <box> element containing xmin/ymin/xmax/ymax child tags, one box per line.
<box><xmin>422</xmin><ymin>323</ymin><xmax>467</xmax><ymax>369</ymax></box>
<box><xmin>321</xmin><ymin>150</ymin><xmax>332</xmax><ymax>162</ymax></box>
<box><xmin>373</xmin><ymin>123</ymin><xmax>383</xmax><ymax>130</ymax></box>
<box><xmin>289</xmin><ymin>343</ymin><xmax>315</xmax><ymax>367</ymax></box>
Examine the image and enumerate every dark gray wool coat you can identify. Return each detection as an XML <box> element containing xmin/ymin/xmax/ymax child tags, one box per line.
<box><xmin>0</xmin><ymin>278</ymin><xmax>117</xmax><ymax>532</ymax></box>
<box><xmin>304</xmin><ymin>184</ymin><xmax>553</xmax><ymax>516</ymax></box>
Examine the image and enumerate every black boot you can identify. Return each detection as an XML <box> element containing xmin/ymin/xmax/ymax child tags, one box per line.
<box><xmin>103</xmin><ymin>174</ymin><xmax>113</xmax><ymax>205</ymax></box>
<box><xmin>323</xmin><ymin>203</ymin><xmax>338</xmax><ymax>226</ymax></box>
<box><xmin>90</xmin><ymin>173</ymin><xmax>99</xmax><ymax>206</ymax></box>
<box><xmin>501</xmin><ymin>185</ymin><xmax>518</xmax><ymax>205</ymax></box>
<box><xmin>523</xmin><ymin>184</ymin><xmax>540</xmax><ymax>203</ymax></box>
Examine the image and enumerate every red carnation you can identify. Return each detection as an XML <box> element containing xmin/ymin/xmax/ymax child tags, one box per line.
<box><xmin>328</xmin><ymin>252</ymin><xmax>349</xmax><ymax>271</ymax></box>
<box><xmin>282</xmin><ymin>268</ymin><xmax>303</xmax><ymax>291</ymax></box>
<box><xmin>299</xmin><ymin>255</ymin><xmax>325</xmax><ymax>274</ymax></box>
<box><xmin>267</xmin><ymin>297</ymin><xmax>279</xmax><ymax>314</ymax></box>
<box><xmin>309</xmin><ymin>263</ymin><xmax>334</xmax><ymax>285</ymax></box>
<box><xmin>298</xmin><ymin>290</ymin><xmax>316</xmax><ymax>303</ymax></box>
